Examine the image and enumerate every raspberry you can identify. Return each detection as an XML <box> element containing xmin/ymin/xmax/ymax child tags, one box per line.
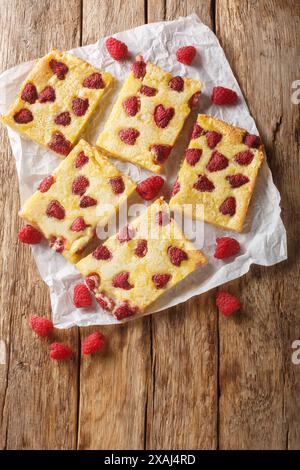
<box><xmin>152</xmin><ymin>273</ymin><xmax>172</xmax><ymax>289</ymax></box>
<box><xmin>72</xmin><ymin>175</ymin><xmax>89</xmax><ymax>195</ymax></box>
<box><xmin>151</xmin><ymin>144</ymin><xmax>172</xmax><ymax>165</ymax></box>
<box><xmin>193</xmin><ymin>174</ymin><xmax>215</xmax><ymax>192</ymax></box>
<box><xmin>191</xmin><ymin>123</ymin><xmax>205</xmax><ymax>139</ymax></box>
<box><xmin>214</xmin><ymin>237</ymin><xmax>241</xmax><ymax>260</ymax></box>
<box><xmin>172</xmin><ymin>178</ymin><xmax>180</xmax><ymax>196</ymax></box>
<box><xmin>38</xmin><ymin>175</ymin><xmax>54</xmax><ymax>193</ymax></box>
<box><xmin>21</xmin><ymin>82</ymin><xmax>38</xmax><ymax>104</ymax></box>
<box><xmin>169</xmin><ymin>76</ymin><xmax>184</xmax><ymax>92</ymax></box>
<box><xmin>50</xmin><ymin>342</ymin><xmax>73</xmax><ymax>360</ymax></box>
<box><xmin>219</xmin><ymin>197</ymin><xmax>236</xmax><ymax>216</ymax></box>
<box><xmin>123</xmin><ymin>96</ymin><xmax>140</xmax><ymax>117</ymax></box>
<box><xmin>30</xmin><ymin>315</ymin><xmax>53</xmax><ymax>337</ymax></box>
<box><xmin>70</xmin><ymin>217</ymin><xmax>88</xmax><ymax>232</ymax></box>
<box><xmin>49</xmin><ymin>59</ymin><xmax>68</xmax><ymax>80</ymax></box>
<box><xmin>117</xmin><ymin>225</ymin><xmax>135</xmax><ymax>243</ymax></box>
<box><xmin>188</xmin><ymin>91</ymin><xmax>201</xmax><ymax>108</ymax></box>
<box><xmin>140</xmin><ymin>85</ymin><xmax>157</xmax><ymax>96</ymax></box>
<box><xmin>82</xmin><ymin>332</ymin><xmax>105</xmax><ymax>355</ymax></box>
<box><xmin>243</xmin><ymin>133</ymin><xmax>261</xmax><ymax>148</ymax></box>
<box><xmin>39</xmin><ymin>86</ymin><xmax>56</xmax><ymax>103</ymax></box>
<box><xmin>134</xmin><ymin>239</ymin><xmax>148</xmax><ymax>257</ymax></box>
<box><xmin>156</xmin><ymin>211</ymin><xmax>170</xmax><ymax>226</ymax></box>
<box><xmin>18</xmin><ymin>224</ymin><xmax>43</xmax><ymax>244</ymax></box>
<box><xmin>119</xmin><ymin>128</ymin><xmax>140</xmax><ymax>145</ymax></box>
<box><xmin>96</xmin><ymin>293</ymin><xmax>114</xmax><ymax>311</ymax></box>
<box><xmin>206</xmin><ymin>150</ymin><xmax>229</xmax><ymax>172</ymax></box>
<box><xmin>75</xmin><ymin>151</ymin><xmax>89</xmax><ymax>168</ymax></box>
<box><xmin>226</xmin><ymin>173</ymin><xmax>249</xmax><ymax>188</ymax></box>
<box><xmin>136</xmin><ymin>175</ymin><xmax>164</xmax><ymax>201</ymax></box>
<box><xmin>235</xmin><ymin>150</ymin><xmax>254</xmax><ymax>166</ymax></box>
<box><xmin>112</xmin><ymin>272</ymin><xmax>133</xmax><ymax>290</ymax></box>
<box><xmin>83</xmin><ymin>72</ymin><xmax>104</xmax><ymax>89</ymax></box>
<box><xmin>206</xmin><ymin>131</ymin><xmax>222</xmax><ymax>149</ymax></box>
<box><xmin>131</xmin><ymin>60</ymin><xmax>146</xmax><ymax>79</ymax></box>
<box><xmin>168</xmin><ymin>246</ymin><xmax>188</xmax><ymax>266</ymax></box>
<box><xmin>54</xmin><ymin>111</ymin><xmax>71</xmax><ymax>126</ymax></box>
<box><xmin>46</xmin><ymin>200</ymin><xmax>65</xmax><ymax>220</ymax></box>
<box><xmin>114</xmin><ymin>302</ymin><xmax>138</xmax><ymax>320</ymax></box>
<box><xmin>216</xmin><ymin>291</ymin><xmax>241</xmax><ymax>316</ymax></box>
<box><xmin>48</xmin><ymin>132</ymin><xmax>72</xmax><ymax>156</ymax></box>
<box><xmin>211</xmin><ymin>86</ymin><xmax>238</xmax><ymax>105</ymax></box>
<box><xmin>92</xmin><ymin>245</ymin><xmax>112</xmax><ymax>260</ymax></box>
<box><xmin>185</xmin><ymin>148</ymin><xmax>202</xmax><ymax>166</ymax></box>
<box><xmin>110</xmin><ymin>176</ymin><xmax>125</xmax><ymax>194</ymax></box>
<box><xmin>85</xmin><ymin>273</ymin><xmax>100</xmax><ymax>290</ymax></box>
<box><xmin>176</xmin><ymin>46</ymin><xmax>196</xmax><ymax>65</ymax></box>
<box><xmin>79</xmin><ymin>195</ymin><xmax>97</xmax><ymax>208</ymax></box>
<box><xmin>154</xmin><ymin>104</ymin><xmax>175</xmax><ymax>128</ymax></box>
<box><xmin>73</xmin><ymin>283</ymin><xmax>92</xmax><ymax>308</ymax></box>
<box><xmin>13</xmin><ymin>108</ymin><xmax>33</xmax><ymax>124</ymax></box>
<box><xmin>106</xmin><ymin>37</ymin><xmax>128</xmax><ymax>60</ymax></box>
<box><xmin>49</xmin><ymin>236</ymin><xmax>65</xmax><ymax>253</ymax></box>
<box><xmin>72</xmin><ymin>98</ymin><xmax>89</xmax><ymax>117</ymax></box>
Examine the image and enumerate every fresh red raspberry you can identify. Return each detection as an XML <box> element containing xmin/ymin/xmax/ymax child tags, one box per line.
<box><xmin>119</xmin><ymin>128</ymin><xmax>140</xmax><ymax>145</ymax></box>
<box><xmin>82</xmin><ymin>331</ymin><xmax>105</xmax><ymax>355</ymax></box>
<box><xmin>131</xmin><ymin>60</ymin><xmax>146</xmax><ymax>79</ymax></box>
<box><xmin>151</xmin><ymin>144</ymin><xmax>172</xmax><ymax>165</ymax></box>
<box><xmin>188</xmin><ymin>91</ymin><xmax>201</xmax><ymax>108</ymax></box>
<box><xmin>156</xmin><ymin>211</ymin><xmax>170</xmax><ymax>226</ymax></box>
<box><xmin>214</xmin><ymin>237</ymin><xmax>241</xmax><ymax>260</ymax></box>
<box><xmin>85</xmin><ymin>273</ymin><xmax>100</xmax><ymax>291</ymax></box>
<box><xmin>169</xmin><ymin>76</ymin><xmax>184</xmax><ymax>92</ymax></box>
<box><xmin>243</xmin><ymin>133</ymin><xmax>261</xmax><ymax>148</ymax></box>
<box><xmin>72</xmin><ymin>98</ymin><xmax>89</xmax><ymax>117</ymax></box>
<box><xmin>134</xmin><ymin>239</ymin><xmax>148</xmax><ymax>257</ymax></box>
<box><xmin>92</xmin><ymin>245</ymin><xmax>112</xmax><ymax>260</ymax></box>
<box><xmin>117</xmin><ymin>225</ymin><xmax>135</xmax><ymax>243</ymax></box>
<box><xmin>38</xmin><ymin>175</ymin><xmax>54</xmax><ymax>193</ymax></box>
<box><xmin>79</xmin><ymin>195</ymin><xmax>97</xmax><ymax>208</ymax></box>
<box><xmin>39</xmin><ymin>86</ymin><xmax>56</xmax><ymax>103</ymax></box>
<box><xmin>114</xmin><ymin>302</ymin><xmax>138</xmax><ymax>320</ymax></box>
<box><xmin>49</xmin><ymin>59</ymin><xmax>68</xmax><ymax>80</ymax></box>
<box><xmin>193</xmin><ymin>174</ymin><xmax>215</xmax><ymax>192</ymax></box>
<box><xmin>110</xmin><ymin>176</ymin><xmax>125</xmax><ymax>194</ymax></box>
<box><xmin>21</xmin><ymin>82</ymin><xmax>38</xmax><ymax>104</ymax></box>
<box><xmin>18</xmin><ymin>224</ymin><xmax>43</xmax><ymax>244</ymax></box>
<box><xmin>112</xmin><ymin>272</ymin><xmax>133</xmax><ymax>290</ymax></box>
<box><xmin>106</xmin><ymin>37</ymin><xmax>128</xmax><ymax>60</ymax></box>
<box><xmin>235</xmin><ymin>150</ymin><xmax>254</xmax><ymax>166</ymax></box>
<box><xmin>83</xmin><ymin>72</ymin><xmax>104</xmax><ymax>89</ymax></box>
<box><xmin>136</xmin><ymin>175</ymin><xmax>164</xmax><ymax>201</ymax></box>
<box><xmin>75</xmin><ymin>151</ymin><xmax>89</xmax><ymax>168</ymax></box>
<box><xmin>49</xmin><ymin>236</ymin><xmax>65</xmax><ymax>253</ymax></box>
<box><xmin>154</xmin><ymin>104</ymin><xmax>175</xmax><ymax>128</ymax></box>
<box><xmin>152</xmin><ymin>273</ymin><xmax>172</xmax><ymax>289</ymax></box>
<box><xmin>50</xmin><ymin>342</ymin><xmax>73</xmax><ymax>360</ymax></box>
<box><xmin>73</xmin><ymin>283</ymin><xmax>93</xmax><ymax>308</ymax></box>
<box><xmin>48</xmin><ymin>132</ymin><xmax>72</xmax><ymax>156</ymax></box>
<box><xmin>176</xmin><ymin>46</ymin><xmax>196</xmax><ymax>65</ymax></box>
<box><xmin>206</xmin><ymin>150</ymin><xmax>229</xmax><ymax>172</ymax></box>
<box><xmin>191</xmin><ymin>123</ymin><xmax>205</xmax><ymax>139</ymax></box>
<box><xmin>171</xmin><ymin>178</ymin><xmax>180</xmax><ymax>196</ymax></box>
<box><xmin>46</xmin><ymin>200</ymin><xmax>65</xmax><ymax>220</ymax></box>
<box><xmin>185</xmin><ymin>148</ymin><xmax>202</xmax><ymax>166</ymax></box>
<box><xmin>30</xmin><ymin>315</ymin><xmax>54</xmax><ymax>337</ymax></box>
<box><xmin>206</xmin><ymin>131</ymin><xmax>222</xmax><ymax>149</ymax></box>
<box><xmin>216</xmin><ymin>291</ymin><xmax>241</xmax><ymax>316</ymax></box>
<box><xmin>72</xmin><ymin>175</ymin><xmax>89</xmax><ymax>195</ymax></box>
<box><xmin>226</xmin><ymin>173</ymin><xmax>250</xmax><ymax>188</ymax></box>
<box><xmin>13</xmin><ymin>108</ymin><xmax>33</xmax><ymax>124</ymax></box>
<box><xmin>140</xmin><ymin>85</ymin><xmax>157</xmax><ymax>96</ymax></box>
<box><xmin>96</xmin><ymin>293</ymin><xmax>114</xmax><ymax>311</ymax></box>
<box><xmin>54</xmin><ymin>111</ymin><xmax>71</xmax><ymax>126</ymax></box>
<box><xmin>70</xmin><ymin>217</ymin><xmax>88</xmax><ymax>232</ymax></box>
<box><xmin>123</xmin><ymin>96</ymin><xmax>140</xmax><ymax>117</ymax></box>
<box><xmin>219</xmin><ymin>197</ymin><xmax>236</xmax><ymax>216</ymax></box>
<box><xmin>168</xmin><ymin>246</ymin><xmax>188</xmax><ymax>266</ymax></box>
<box><xmin>211</xmin><ymin>86</ymin><xmax>238</xmax><ymax>105</ymax></box>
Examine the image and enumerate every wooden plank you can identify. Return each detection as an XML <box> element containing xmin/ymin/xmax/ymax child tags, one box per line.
<box><xmin>0</xmin><ymin>0</ymin><xmax>81</xmax><ymax>450</ymax></box>
<box><xmin>146</xmin><ymin>1</ymin><xmax>218</xmax><ymax>450</ymax></box>
<box><xmin>216</xmin><ymin>0</ymin><xmax>300</xmax><ymax>449</ymax></box>
<box><xmin>77</xmin><ymin>0</ymin><xmax>150</xmax><ymax>450</ymax></box>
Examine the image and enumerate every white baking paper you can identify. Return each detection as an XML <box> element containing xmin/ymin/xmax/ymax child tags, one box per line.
<box><xmin>0</xmin><ymin>14</ymin><xmax>287</xmax><ymax>328</ymax></box>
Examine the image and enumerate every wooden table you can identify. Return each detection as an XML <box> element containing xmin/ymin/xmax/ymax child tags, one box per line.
<box><xmin>0</xmin><ymin>0</ymin><xmax>299</xmax><ymax>450</ymax></box>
